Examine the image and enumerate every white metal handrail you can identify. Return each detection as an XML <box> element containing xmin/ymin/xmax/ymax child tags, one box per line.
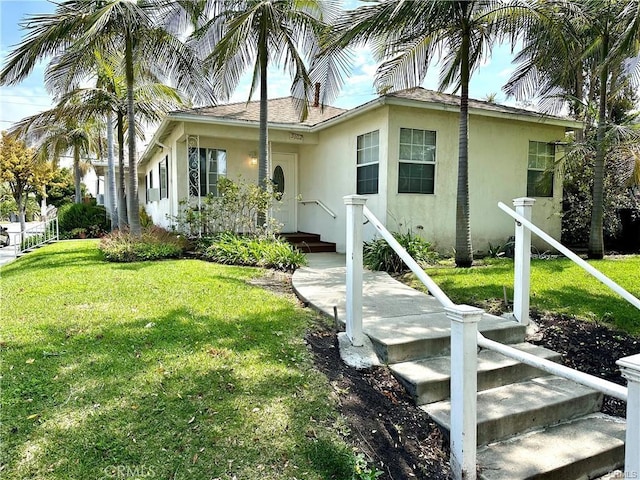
<box><xmin>499</xmin><ymin>201</ymin><xmax>640</xmax><ymax>311</ymax></box>
<box><xmin>477</xmin><ymin>333</ymin><xmax>627</xmax><ymax>400</ymax></box>
<box><xmin>299</xmin><ymin>199</ymin><xmax>337</xmax><ymax>219</ymax></box>
<box><xmin>19</xmin><ymin>217</ymin><xmax>59</xmax><ymax>254</ymax></box>
<box><xmin>345</xmin><ymin>195</ymin><xmax>640</xmax><ymax>479</ymax></box>
<box><xmin>362</xmin><ymin>205</ymin><xmax>455</xmax><ymax>309</ymax></box>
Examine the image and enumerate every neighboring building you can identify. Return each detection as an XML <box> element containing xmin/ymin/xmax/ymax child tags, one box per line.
<box><xmin>105</xmin><ymin>87</ymin><xmax>580</xmax><ymax>254</ymax></box>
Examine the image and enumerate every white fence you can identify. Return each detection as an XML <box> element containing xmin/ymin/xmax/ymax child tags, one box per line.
<box><xmin>344</xmin><ymin>194</ymin><xmax>640</xmax><ymax>480</ymax></box>
<box><xmin>1</xmin><ymin>217</ymin><xmax>59</xmax><ymax>262</ymax></box>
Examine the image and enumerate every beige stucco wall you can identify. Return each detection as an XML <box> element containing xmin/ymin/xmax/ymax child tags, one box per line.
<box><xmin>297</xmin><ymin>106</ymin><xmax>390</xmax><ymax>252</ymax></box>
<box><xmin>140</xmin><ymin>104</ymin><xmax>567</xmax><ymax>255</ymax></box>
<box><xmin>384</xmin><ymin>105</ymin><xmax>566</xmax><ymax>254</ymax></box>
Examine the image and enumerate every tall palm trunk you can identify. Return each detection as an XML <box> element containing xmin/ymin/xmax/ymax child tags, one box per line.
<box><xmin>117</xmin><ymin>112</ymin><xmax>128</xmax><ymax>229</ymax></box>
<box><xmin>125</xmin><ymin>33</ymin><xmax>141</xmax><ymax>236</ymax></box>
<box><xmin>73</xmin><ymin>145</ymin><xmax>82</xmax><ymax>204</ymax></box>
<box><xmin>257</xmin><ymin>29</ymin><xmax>269</xmax><ymax>227</ymax></box>
<box><xmin>106</xmin><ymin>109</ymin><xmax>118</xmax><ymax>230</ymax></box>
<box><xmin>454</xmin><ymin>28</ymin><xmax>473</xmax><ymax>268</ymax></box>
<box><xmin>588</xmin><ymin>34</ymin><xmax>609</xmax><ymax>259</ymax></box>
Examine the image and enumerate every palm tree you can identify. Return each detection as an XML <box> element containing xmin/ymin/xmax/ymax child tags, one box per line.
<box><xmin>0</xmin><ymin>0</ymin><xmax>214</xmax><ymax>235</ymax></box>
<box><xmin>505</xmin><ymin>0</ymin><xmax>640</xmax><ymax>258</ymax></box>
<box><xmin>46</xmin><ymin>50</ymin><xmax>190</xmax><ymax>230</ymax></box>
<box><xmin>325</xmin><ymin>1</ymin><xmax>532</xmax><ymax>267</ymax></box>
<box><xmin>11</xmin><ymin>105</ymin><xmax>98</xmax><ymax>205</ymax></box>
<box><xmin>191</xmin><ymin>0</ymin><xmax>342</xmax><ymax>225</ymax></box>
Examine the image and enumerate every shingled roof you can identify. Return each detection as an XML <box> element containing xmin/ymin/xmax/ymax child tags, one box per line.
<box><xmin>385</xmin><ymin>87</ymin><xmax>556</xmax><ymax>119</ymax></box>
<box><xmin>175</xmin><ymin>97</ymin><xmax>347</xmax><ymax>126</ymax></box>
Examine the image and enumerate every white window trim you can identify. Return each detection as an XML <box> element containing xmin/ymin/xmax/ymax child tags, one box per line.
<box><xmin>398</xmin><ymin>128</ymin><xmax>437</xmax><ymax>195</ymax></box>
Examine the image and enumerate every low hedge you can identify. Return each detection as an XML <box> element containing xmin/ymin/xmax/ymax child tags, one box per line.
<box><xmin>99</xmin><ymin>227</ymin><xmax>189</xmax><ymax>262</ymax></box>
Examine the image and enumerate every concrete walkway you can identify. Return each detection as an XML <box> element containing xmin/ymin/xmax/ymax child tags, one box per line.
<box><xmin>292</xmin><ymin>252</ymin><xmax>521</xmax><ymax>367</ymax></box>
<box><xmin>294</xmin><ymin>252</ymin><xmax>442</xmax><ymax>368</ymax></box>
<box><xmin>294</xmin><ymin>252</ymin><xmax>441</xmax><ymax>367</ymax></box>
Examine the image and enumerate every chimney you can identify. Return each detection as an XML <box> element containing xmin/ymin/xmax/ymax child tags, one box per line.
<box><xmin>313</xmin><ymin>83</ymin><xmax>320</xmax><ymax>107</ymax></box>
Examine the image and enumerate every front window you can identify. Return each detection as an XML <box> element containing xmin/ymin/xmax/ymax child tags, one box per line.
<box><xmin>356</xmin><ymin>130</ymin><xmax>379</xmax><ymax>195</ymax></box>
<box><xmin>159</xmin><ymin>156</ymin><xmax>168</xmax><ymax>200</ymax></box>
<box><xmin>527</xmin><ymin>141</ymin><xmax>555</xmax><ymax>197</ymax></box>
<box><xmin>188</xmin><ymin>148</ymin><xmax>227</xmax><ymax>197</ymax></box>
<box><xmin>398</xmin><ymin>128</ymin><xmax>436</xmax><ymax>194</ymax></box>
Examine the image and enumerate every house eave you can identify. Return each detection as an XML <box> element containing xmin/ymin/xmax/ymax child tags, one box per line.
<box><xmin>382</xmin><ymin>96</ymin><xmax>582</xmax><ymax>129</ymax></box>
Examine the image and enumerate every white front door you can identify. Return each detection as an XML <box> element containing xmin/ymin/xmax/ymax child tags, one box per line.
<box><xmin>271</xmin><ymin>153</ymin><xmax>297</xmax><ymax>233</ymax></box>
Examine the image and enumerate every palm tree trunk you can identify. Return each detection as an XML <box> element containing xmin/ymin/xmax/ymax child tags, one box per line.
<box><xmin>73</xmin><ymin>145</ymin><xmax>82</xmax><ymax>204</ymax></box>
<box><xmin>117</xmin><ymin>112</ymin><xmax>128</xmax><ymax>229</ymax></box>
<box><xmin>257</xmin><ymin>32</ymin><xmax>269</xmax><ymax>227</ymax></box>
<box><xmin>106</xmin><ymin>109</ymin><xmax>118</xmax><ymax>230</ymax></box>
<box><xmin>588</xmin><ymin>46</ymin><xmax>608</xmax><ymax>259</ymax></box>
<box><xmin>125</xmin><ymin>33</ymin><xmax>141</xmax><ymax>236</ymax></box>
<box><xmin>454</xmin><ymin>29</ymin><xmax>473</xmax><ymax>268</ymax></box>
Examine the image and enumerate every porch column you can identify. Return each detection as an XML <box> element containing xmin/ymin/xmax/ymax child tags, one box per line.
<box><xmin>344</xmin><ymin>194</ymin><xmax>367</xmax><ymax>347</ymax></box>
<box><xmin>617</xmin><ymin>353</ymin><xmax>640</xmax><ymax>477</ymax></box>
<box><xmin>513</xmin><ymin>197</ymin><xmax>535</xmax><ymax>325</ymax></box>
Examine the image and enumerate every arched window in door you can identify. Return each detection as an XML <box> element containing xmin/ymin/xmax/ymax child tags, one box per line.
<box><xmin>273</xmin><ymin>165</ymin><xmax>285</xmax><ymax>200</ymax></box>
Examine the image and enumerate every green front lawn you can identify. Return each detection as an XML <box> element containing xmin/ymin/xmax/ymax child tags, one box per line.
<box><xmin>412</xmin><ymin>256</ymin><xmax>640</xmax><ymax>334</ymax></box>
<box><xmin>0</xmin><ymin>241</ymin><xmax>354</xmax><ymax>479</ymax></box>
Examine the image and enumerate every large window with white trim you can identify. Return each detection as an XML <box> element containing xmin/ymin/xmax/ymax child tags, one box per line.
<box><xmin>398</xmin><ymin>128</ymin><xmax>436</xmax><ymax>194</ymax></box>
<box><xmin>356</xmin><ymin>130</ymin><xmax>379</xmax><ymax>195</ymax></box>
<box><xmin>527</xmin><ymin>141</ymin><xmax>555</xmax><ymax>197</ymax></box>
<box><xmin>188</xmin><ymin>148</ymin><xmax>227</xmax><ymax>197</ymax></box>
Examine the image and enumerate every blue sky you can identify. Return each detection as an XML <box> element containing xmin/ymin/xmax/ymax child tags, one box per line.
<box><xmin>0</xmin><ymin>0</ymin><xmax>521</xmax><ymax>131</ymax></box>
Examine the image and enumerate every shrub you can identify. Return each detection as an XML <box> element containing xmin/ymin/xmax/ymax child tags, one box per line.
<box><xmin>170</xmin><ymin>177</ymin><xmax>282</xmax><ymax>237</ymax></box>
<box><xmin>363</xmin><ymin>231</ymin><xmax>438</xmax><ymax>274</ymax></box>
<box><xmin>202</xmin><ymin>232</ymin><xmax>306</xmax><ymax>271</ymax></box>
<box><xmin>58</xmin><ymin>203</ymin><xmax>109</xmax><ymax>238</ymax></box>
<box><xmin>99</xmin><ymin>227</ymin><xmax>189</xmax><ymax>262</ymax></box>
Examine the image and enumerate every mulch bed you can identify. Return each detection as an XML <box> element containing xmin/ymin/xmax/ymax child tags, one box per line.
<box><xmin>528</xmin><ymin>310</ymin><xmax>640</xmax><ymax>418</ymax></box>
<box><xmin>306</xmin><ymin>326</ymin><xmax>451</xmax><ymax>480</ymax></box>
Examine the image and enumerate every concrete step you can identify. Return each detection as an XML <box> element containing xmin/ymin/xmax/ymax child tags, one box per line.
<box><xmin>366</xmin><ymin>313</ymin><xmax>526</xmax><ymax>363</ymax></box>
<box><xmin>477</xmin><ymin>414</ymin><xmax>625</xmax><ymax>480</ymax></box>
<box><xmin>390</xmin><ymin>343</ymin><xmax>561</xmax><ymax>405</ymax></box>
<box><xmin>422</xmin><ymin>376</ymin><xmax>603</xmax><ymax>446</ymax></box>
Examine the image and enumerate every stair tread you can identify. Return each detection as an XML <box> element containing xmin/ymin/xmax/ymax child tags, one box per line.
<box><xmin>477</xmin><ymin>414</ymin><xmax>625</xmax><ymax>480</ymax></box>
<box><xmin>292</xmin><ymin>241</ymin><xmax>336</xmax><ymax>246</ymax></box>
<box><xmin>390</xmin><ymin>343</ymin><xmax>560</xmax><ymax>385</ymax></box>
<box><xmin>424</xmin><ymin>376</ymin><xmax>600</xmax><ymax>426</ymax></box>
<box><xmin>366</xmin><ymin>312</ymin><xmax>525</xmax><ymax>346</ymax></box>
<box><xmin>423</xmin><ymin>376</ymin><xmax>603</xmax><ymax>445</ymax></box>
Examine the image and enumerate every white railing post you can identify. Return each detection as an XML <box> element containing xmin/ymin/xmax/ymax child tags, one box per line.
<box><xmin>446</xmin><ymin>304</ymin><xmax>483</xmax><ymax>480</ymax></box>
<box><xmin>512</xmin><ymin>197</ymin><xmax>535</xmax><ymax>325</ymax></box>
<box><xmin>344</xmin><ymin>195</ymin><xmax>367</xmax><ymax>347</ymax></box>
<box><xmin>617</xmin><ymin>354</ymin><xmax>640</xmax><ymax>477</ymax></box>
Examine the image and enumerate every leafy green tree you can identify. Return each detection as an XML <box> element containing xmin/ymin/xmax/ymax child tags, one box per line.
<box><xmin>43</xmin><ymin>167</ymin><xmax>79</xmax><ymax>208</ymax></box>
<box><xmin>325</xmin><ymin>1</ymin><xmax>532</xmax><ymax>267</ymax></box>
<box><xmin>191</xmin><ymin>0</ymin><xmax>342</xmax><ymax>224</ymax></box>
<box><xmin>0</xmin><ymin>132</ymin><xmax>53</xmax><ymax>237</ymax></box>
<box><xmin>0</xmin><ymin>0</ymin><xmax>214</xmax><ymax>235</ymax></box>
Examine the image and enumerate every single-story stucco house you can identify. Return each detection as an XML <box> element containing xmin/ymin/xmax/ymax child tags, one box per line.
<box><xmin>99</xmin><ymin>87</ymin><xmax>581</xmax><ymax>254</ymax></box>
